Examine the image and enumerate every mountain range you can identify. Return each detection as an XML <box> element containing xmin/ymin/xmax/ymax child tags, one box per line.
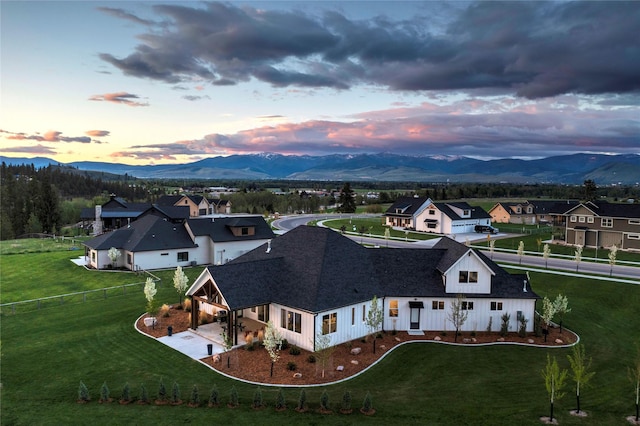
<box><xmin>2</xmin><ymin>153</ymin><xmax>639</xmax><ymax>184</ymax></box>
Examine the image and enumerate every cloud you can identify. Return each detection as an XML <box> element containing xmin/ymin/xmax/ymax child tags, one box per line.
<box><xmin>0</xmin><ymin>144</ymin><xmax>58</xmax><ymax>155</ymax></box>
<box><xmin>182</xmin><ymin>95</ymin><xmax>210</xmax><ymax>101</ymax></box>
<box><xmin>109</xmin><ymin>95</ymin><xmax>640</xmax><ymax>160</ymax></box>
<box><xmin>97</xmin><ymin>7</ymin><xmax>156</xmax><ymax>26</ymax></box>
<box><xmin>1</xmin><ymin>129</ymin><xmax>92</xmax><ymax>143</ymax></box>
<box><xmin>88</xmin><ymin>92</ymin><xmax>149</xmax><ymax>107</ymax></box>
<box><xmin>99</xmin><ymin>1</ymin><xmax>640</xmax><ymax>98</ymax></box>
<box><xmin>85</xmin><ymin>130</ymin><xmax>110</xmax><ymax>137</ymax></box>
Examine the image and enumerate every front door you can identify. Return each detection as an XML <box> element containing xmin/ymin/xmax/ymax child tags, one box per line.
<box><xmin>410</xmin><ymin>307</ymin><xmax>420</xmax><ymax>330</ymax></box>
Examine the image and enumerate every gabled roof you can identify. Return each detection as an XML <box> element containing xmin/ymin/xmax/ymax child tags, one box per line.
<box><xmin>192</xmin><ymin>226</ymin><xmax>537</xmax><ymax>314</ymax></box>
<box><xmin>434</xmin><ymin>202</ymin><xmax>491</xmax><ymax>220</ymax></box>
<box><xmin>384</xmin><ymin>197</ymin><xmax>430</xmax><ymax>217</ymax></box>
<box><xmin>565</xmin><ymin>201</ymin><xmax>640</xmax><ymax>218</ymax></box>
<box><xmin>186</xmin><ymin>216</ymin><xmax>275</xmax><ymax>242</ymax></box>
<box><xmin>83</xmin><ymin>215</ymin><xmax>197</xmax><ymax>252</ymax></box>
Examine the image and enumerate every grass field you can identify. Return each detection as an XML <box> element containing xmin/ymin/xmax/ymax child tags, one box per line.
<box><xmin>1</xmin><ymin>240</ymin><xmax>639</xmax><ymax>425</ymax></box>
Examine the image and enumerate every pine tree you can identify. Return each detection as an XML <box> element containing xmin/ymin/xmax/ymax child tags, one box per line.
<box><xmin>228</xmin><ymin>385</ymin><xmax>239</xmax><ymax>408</ymax></box>
<box><xmin>189</xmin><ymin>384</ymin><xmax>200</xmax><ymax>407</ymax></box>
<box><xmin>208</xmin><ymin>384</ymin><xmax>219</xmax><ymax>407</ymax></box>
<box><xmin>252</xmin><ymin>387</ymin><xmax>263</xmax><ymax>409</ymax></box>
<box><xmin>296</xmin><ymin>389</ymin><xmax>307</xmax><ymax>412</ymax></box>
<box><xmin>78</xmin><ymin>381</ymin><xmax>90</xmax><ymax>402</ymax></box>
<box><xmin>275</xmin><ymin>388</ymin><xmax>286</xmax><ymax>410</ymax></box>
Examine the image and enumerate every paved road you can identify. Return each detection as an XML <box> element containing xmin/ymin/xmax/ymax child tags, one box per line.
<box><xmin>272</xmin><ymin>214</ymin><xmax>640</xmax><ymax>281</ymax></box>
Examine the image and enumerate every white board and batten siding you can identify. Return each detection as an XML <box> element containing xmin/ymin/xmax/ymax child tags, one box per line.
<box><xmin>311</xmin><ymin>302</ymin><xmax>374</xmax><ymax>352</ymax></box>
<box><xmin>443</xmin><ymin>252</ymin><xmax>493</xmax><ymax>294</ymax></box>
<box><xmin>128</xmin><ymin>248</ymin><xmax>199</xmax><ymax>271</ymax></box>
<box><xmin>383</xmin><ymin>297</ymin><xmax>536</xmax><ymax>333</ymax></box>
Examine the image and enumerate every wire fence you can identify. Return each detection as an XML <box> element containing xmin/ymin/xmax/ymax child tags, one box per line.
<box><xmin>0</xmin><ymin>271</ymin><xmax>161</xmax><ymax>315</ymax></box>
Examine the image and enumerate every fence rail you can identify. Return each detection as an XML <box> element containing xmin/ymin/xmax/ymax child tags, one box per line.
<box><xmin>0</xmin><ymin>271</ymin><xmax>161</xmax><ymax>315</ymax></box>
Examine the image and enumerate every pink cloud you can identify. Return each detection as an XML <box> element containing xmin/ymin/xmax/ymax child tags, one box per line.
<box><xmin>85</xmin><ymin>130</ymin><xmax>110</xmax><ymax>137</ymax></box>
<box><xmin>88</xmin><ymin>92</ymin><xmax>149</xmax><ymax>107</ymax></box>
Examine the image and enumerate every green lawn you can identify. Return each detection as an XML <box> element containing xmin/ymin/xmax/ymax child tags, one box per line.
<box><xmin>2</xmin><ymin>243</ymin><xmax>639</xmax><ymax>425</ymax></box>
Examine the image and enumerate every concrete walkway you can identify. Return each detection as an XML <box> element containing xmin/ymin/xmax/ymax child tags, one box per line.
<box><xmin>157</xmin><ymin>330</ymin><xmax>225</xmax><ymax>360</ymax></box>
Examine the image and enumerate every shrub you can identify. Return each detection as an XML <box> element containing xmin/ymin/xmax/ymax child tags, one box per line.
<box><xmin>120</xmin><ymin>382</ymin><xmax>131</xmax><ymax>403</ymax></box>
<box><xmin>361</xmin><ymin>391</ymin><xmax>373</xmax><ymax>414</ymax></box>
<box><xmin>157</xmin><ymin>378</ymin><xmax>167</xmax><ymax>402</ymax></box>
<box><xmin>280</xmin><ymin>339</ymin><xmax>289</xmax><ymax>350</ymax></box>
<box><xmin>252</xmin><ymin>387</ymin><xmax>263</xmax><ymax>409</ymax></box>
<box><xmin>289</xmin><ymin>345</ymin><xmax>301</xmax><ymax>355</ymax></box>
<box><xmin>246</xmin><ymin>342</ymin><xmax>256</xmax><ymax>351</ymax></box>
<box><xmin>99</xmin><ymin>381</ymin><xmax>111</xmax><ymax>403</ymax></box>
<box><xmin>275</xmin><ymin>388</ymin><xmax>286</xmax><ymax>410</ymax></box>
<box><xmin>518</xmin><ymin>316</ymin><xmax>528</xmax><ymax>338</ymax></box>
<box><xmin>78</xmin><ymin>381</ymin><xmax>90</xmax><ymax>402</ymax></box>
<box><xmin>159</xmin><ymin>304</ymin><xmax>170</xmax><ymax>318</ymax></box>
<box><xmin>199</xmin><ymin>310</ymin><xmax>210</xmax><ymax>325</ymax></box>
<box><xmin>189</xmin><ymin>384</ymin><xmax>200</xmax><ymax>407</ymax></box>
<box><xmin>228</xmin><ymin>385</ymin><xmax>239</xmax><ymax>408</ymax></box>
<box><xmin>486</xmin><ymin>316</ymin><xmax>493</xmax><ymax>333</ymax></box>
<box><xmin>171</xmin><ymin>382</ymin><xmax>181</xmax><ymax>404</ymax></box>
<box><xmin>139</xmin><ymin>384</ymin><xmax>149</xmax><ymax>404</ymax></box>
<box><xmin>287</xmin><ymin>361</ymin><xmax>297</xmax><ymax>371</ymax></box>
<box><xmin>307</xmin><ymin>354</ymin><xmax>316</xmax><ymax>363</ymax></box>
<box><xmin>320</xmin><ymin>389</ymin><xmax>330</xmax><ymax>411</ymax></box>
<box><xmin>500</xmin><ymin>313</ymin><xmax>511</xmax><ymax>337</ymax></box>
<box><xmin>208</xmin><ymin>384</ymin><xmax>219</xmax><ymax>406</ymax></box>
<box><xmin>341</xmin><ymin>390</ymin><xmax>352</xmax><ymax>412</ymax></box>
<box><xmin>183</xmin><ymin>298</ymin><xmax>191</xmax><ymax>312</ymax></box>
<box><xmin>297</xmin><ymin>389</ymin><xmax>307</xmax><ymax>411</ymax></box>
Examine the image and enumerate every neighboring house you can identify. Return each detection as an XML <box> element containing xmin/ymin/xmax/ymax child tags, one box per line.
<box><xmin>157</xmin><ymin>194</ymin><xmax>211</xmax><ymax>217</ymax></box>
<box><xmin>384</xmin><ymin>197</ymin><xmax>493</xmax><ymax>234</ymax></box>
<box><xmin>564</xmin><ymin>201</ymin><xmax>640</xmax><ymax>250</ymax></box>
<box><xmin>186</xmin><ymin>226</ymin><xmax>538</xmax><ymax>351</ymax></box>
<box><xmin>80</xmin><ymin>195</ymin><xmax>154</xmax><ymax>235</ymax></box>
<box><xmin>83</xmin><ymin>213</ymin><xmax>274</xmax><ymax>271</ymax></box>
<box><xmin>210</xmin><ymin>199</ymin><xmax>232</xmax><ymax>215</ymax></box>
<box><xmin>489</xmin><ymin>200</ymin><xmax>578</xmax><ymax>226</ymax></box>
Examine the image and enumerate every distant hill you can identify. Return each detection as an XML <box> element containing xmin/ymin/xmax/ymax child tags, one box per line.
<box><xmin>2</xmin><ymin>153</ymin><xmax>639</xmax><ymax>184</ymax></box>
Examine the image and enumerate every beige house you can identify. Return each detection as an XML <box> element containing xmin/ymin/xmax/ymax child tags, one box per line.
<box><xmin>489</xmin><ymin>200</ymin><xmax>578</xmax><ymax>226</ymax></box>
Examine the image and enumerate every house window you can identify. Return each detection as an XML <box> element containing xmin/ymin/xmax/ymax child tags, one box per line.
<box><xmin>432</xmin><ymin>301</ymin><xmax>444</xmax><ymax>310</ymax></box>
<box><xmin>628</xmin><ymin>234</ymin><xmax>640</xmax><ymax>240</ymax></box>
<box><xmin>241</xmin><ymin>227</ymin><xmax>249</xmax><ymax>235</ymax></box>
<box><xmin>462</xmin><ymin>301</ymin><xmax>474</xmax><ymax>310</ymax></box>
<box><xmin>570</xmin><ymin>215</ymin><xmax>577</xmax><ymax>222</ymax></box>
<box><xmin>281</xmin><ymin>309</ymin><xmax>301</xmax><ymax>334</ymax></box>
<box><xmin>602</xmin><ymin>218</ymin><xmax>613</xmax><ymax>228</ymax></box>
<box><xmin>490</xmin><ymin>301</ymin><xmax>503</xmax><ymax>311</ymax></box>
<box><xmin>629</xmin><ymin>219</ymin><xmax>640</xmax><ymax>225</ymax></box>
<box><xmin>251</xmin><ymin>306</ymin><xmax>256</xmax><ymax>313</ymax></box>
<box><xmin>459</xmin><ymin>271</ymin><xmax>478</xmax><ymax>283</ymax></box>
<box><xmin>91</xmin><ymin>252</ymin><xmax>96</xmax><ymax>261</ymax></box>
<box><xmin>362</xmin><ymin>305</ymin><xmax>366</xmax><ymax>322</ymax></box>
<box><xmin>579</xmin><ymin>216</ymin><xmax>586</xmax><ymax>223</ymax></box>
<box><xmin>258</xmin><ymin>305</ymin><xmax>266</xmax><ymax>322</ymax></box>
<box><xmin>127</xmin><ymin>253</ymin><xmax>132</xmax><ymax>264</ymax></box>
<box><xmin>177</xmin><ymin>252</ymin><xmax>189</xmax><ymax>262</ymax></box>
<box><xmin>389</xmin><ymin>300</ymin><xmax>399</xmax><ymax>317</ymax></box>
<box><xmin>587</xmin><ymin>217</ymin><xmax>594</xmax><ymax>223</ymax></box>
<box><xmin>351</xmin><ymin>307</ymin><xmax>355</xmax><ymax>326</ymax></box>
<box><xmin>322</xmin><ymin>313</ymin><xmax>337</xmax><ymax>335</ymax></box>
<box><xmin>429</xmin><ymin>210</ymin><xmax>435</xmax><ymax>215</ymax></box>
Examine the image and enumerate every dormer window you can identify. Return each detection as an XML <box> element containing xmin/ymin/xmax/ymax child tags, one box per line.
<box><xmin>459</xmin><ymin>271</ymin><xmax>478</xmax><ymax>283</ymax></box>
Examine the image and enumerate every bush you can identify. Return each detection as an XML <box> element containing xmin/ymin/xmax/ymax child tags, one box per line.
<box><xmin>341</xmin><ymin>390</ymin><xmax>352</xmax><ymax>412</ymax></box>
<box><xmin>139</xmin><ymin>384</ymin><xmax>149</xmax><ymax>404</ymax></box>
<box><xmin>500</xmin><ymin>313</ymin><xmax>511</xmax><ymax>337</ymax></box>
<box><xmin>208</xmin><ymin>384</ymin><xmax>219</xmax><ymax>406</ymax></box>
<box><xmin>486</xmin><ymin>316</ymin><xmax>493</xmax><ymax>333</ymax></box>
<box><xmin>120</xmin><ymin>382</ymin><xmax>131</xmax><ymax>403</ymax></box>
<box><xmin>320</xmin><ymin>389</ymin><xmax>330</xmax><ymax>411</ymax></box>
<box><xmin>275</xmin><ymin>388</ymin><xmax>286</xmax><ymax>410</ymax></box>
<box><xmin>297</xmin><ymin>389</ymin><xmax>307</xmax><ymax>411</ymax></box>
<box><xmin>361</xmin><ymin>391</ymin><xmax>373</xmax><ymax>413</ymax></box>
<box><xmin>99</xmin><ymin>381</ymin><xmax>111</xmax><ymax>403</ymax></box>
<box><xmin>157</xmin><ymin>378</ymin><xmax>167</xmax><ymax>402</ymax></box>
<box><xmin>518</xmin><ymin>316</ymin><xmax>528</xmax><ymax>338</ymax></box>
<box><xmin>189</xmin><ymin>384</ymin><xmax>200</xmax><ymax>406</ymax></box>
<box><xmin>287</xmin><ymin>361</ymin><xmax>297</xmax><ymax>371</ymax></box>
<box><xmin>159</xmin><ymin>304</ymin><xmax>170</xmax><ymax>318</ymax></box>
<box><xmin>307</xmin><ymin>354</ymin><xmax>316</xmax><ymax>363</ymax></box>
<box><xmin>171</xmin><ymin>382</ymin><xmax>181</xmax><ymax>404</ymax></box>
<box><xmin>228</xmin><ymin>385</ymin><xmax>239</xmax><ymax>408</ymax></box>
<box><xmin>183</xmin><ymin>298</ymin><xmax>192</xmax><ymax>312</ymax></box>
<box><xmin>78</xmin><ymin>381</ymin><xmax>90</xmax><ymax>402</ymax></box>
<box><xmin>280</xmin><ymin>339</ymin><xmax>289</xmax><ymax>350</ymax></box>
<box><xmin>252</xmin><ymin>387</ymin><xmax>263</xmax><ymax>409</ymax></box>
<box><xmin>289</xmin><ymin>345</ymin><xmax>301</xmax><ymax>355</ymax></box>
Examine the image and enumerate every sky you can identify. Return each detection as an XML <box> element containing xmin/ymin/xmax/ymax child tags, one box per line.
<box><xmin>1</xmin><ymin>1</ymin><xmax>639</xmax><ymax>165</ymax></box>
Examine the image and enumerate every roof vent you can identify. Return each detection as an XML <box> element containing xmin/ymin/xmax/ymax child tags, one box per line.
<box><xmin>266</xmin><ymin>239</ymin><xmax>272</xmax><ymax>253</ymax></box>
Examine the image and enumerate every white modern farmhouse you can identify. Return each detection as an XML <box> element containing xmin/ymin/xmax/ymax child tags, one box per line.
<box><xmin>186</xmin><ymin>226</ymin><xmax>538</xmax><ymax>351</ymax></box>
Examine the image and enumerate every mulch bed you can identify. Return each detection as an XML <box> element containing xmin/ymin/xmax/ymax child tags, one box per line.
<box><xmin>138</xmin><ymin>307</ymin><xmax>577</xmax><ymax>386</ymax></box>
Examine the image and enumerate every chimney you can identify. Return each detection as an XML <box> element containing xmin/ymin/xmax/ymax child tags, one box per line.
<box><xmin>94</xmin><ymin>205</ymin><xmax>103</xmax><ymax>236</ymax></box>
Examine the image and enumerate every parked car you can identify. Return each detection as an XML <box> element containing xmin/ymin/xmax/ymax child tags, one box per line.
<box><xmin>475</xmin><ymin>224</ymin><xmax>499</xmax><ymax>234</ymax></box>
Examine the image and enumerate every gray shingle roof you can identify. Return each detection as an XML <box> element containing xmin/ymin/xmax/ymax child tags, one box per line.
<box><xmin>186</xmin><ymin>216</ymin><xmax>275</xmax><ymax>242</ymax></box>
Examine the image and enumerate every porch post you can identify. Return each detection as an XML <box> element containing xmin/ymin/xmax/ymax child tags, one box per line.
<box><xmin>190</xmin><ymin>296</ymin><xmax>198</xmax><ymax>330</ymax></box>
<box><xmin>230</xmin><ymin>310</ymin><xmax>236</xmax><ymax>345</ymax></box>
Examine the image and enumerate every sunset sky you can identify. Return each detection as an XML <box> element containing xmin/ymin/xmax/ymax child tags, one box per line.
<box><xmin>1</xmin><ymin>1</ymin><xmax>638</xmax><ymax>165</ymax></box>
